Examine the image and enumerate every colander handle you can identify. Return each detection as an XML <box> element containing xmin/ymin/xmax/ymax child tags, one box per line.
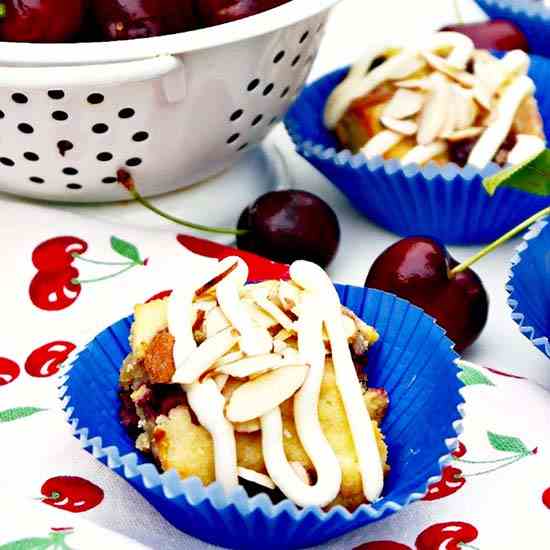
<box><xmin>0</xmin><ymin>55</ymin><xmax>183</xmax><ymax>90</ymax></box>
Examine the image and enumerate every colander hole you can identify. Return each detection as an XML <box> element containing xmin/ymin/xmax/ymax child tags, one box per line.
<box><xmin>48</xmin><ymin>90</ymin><xmax>65</xmax><ymax>100</ymax></box>
<box><xmin>317</xmin><ymin>22</ymin><xmax>324</xmax><ymax>33</ymax></box>
<box><xmin>273</xmin><ymin>51</ymin><xmax>285</xmax><ymax>64</ymax></box>
<box><xmin>227</xmin><ymin>133</ymin><xmax>240</xmax><ymax>144</ymax></box>
<box><xmin>102</xmin><ymin>177</ymin><xmax>117</xmax><ymax>184</ymax></box>
<box><xmin>291</xmin><ymin>55</ymin><xmax>301</xmax><ymax>67</ymax></box>
<box><xmin>0</xmin><ymin>157</ymin><xmax>14</xmax><ymax>166</ymax></box>
<box><xmin>280</xmin><ymin>86</ymin><xmax>290</xmax><ymax>98</ymax></box>
<box><xmin>97</xmin><ymin>152</ymin><xmax>113</xmax><ymax>162</ymax></box>
<box><xmin>126</xmin><ymin>157</ymin><xmax>142</xmax><ymax>167</ymax></box>
<box><xmin>230</xmin><ymin>109</ymin><xmax>243</xmax><ymax>122</ymax></box>
<box><xmin>300</xmin><ymin>31</ymin><xmax>309</xmax><ymax>43</ymax></box>
<box><xmin>30</xmin><ymin>177</ymin><xmax>44</xmax><ymax>183</ymax></box>
<box><xmin>238</xmin><ymin>143</ymin><xmax>249</xmax><ymax>152</ymax></box>
<box><xmin>92</xmin><ymin>123</ymin><xmax>109</xmax><ymax>134</ymax></box>
<box><xmin>63</xmin><ymin>167</ymin><xmax>78</xmax><ymax>175</ymax></box>
<box><xmin>132</xmin><ymin>131</ymin><xmax>149</xmax><ymax>142</ymax></box>
<box><xmin>57</xmin><ymin>140</ymin><xmax>74</xmax><ymax>156</ymax></box>
<box><xmin>12</xmin><ymin>93</ymin><xmax>28</xmax><ymax>104</ymax></box>
<box><xmin>263</xmin><ymin>83</ymin><xmax>274</xmax><ymax>96</ymax></box>
<box><xmin>23</xmin><ymin>152</ymin><xmax>39</xmax><ymax>161</ymax></box>
<box><xmin>52</xmin><ymin>111</ymin><xmax>69</xmax><ymax>121</ymax></box>
<box><xmin>0</xmin><ymin>111</ymin><xmax>5</xmax><ymax>119</ymax></box>
<box><xmin>247</xmin><ymin>79</ymin><xmax>260</xmax><ymax>92</ymax></box>
<box><xmin>119</xmin><ymin>108</ymin><xmax>135</xmax><ymax>119</ymax></box>
<box><xmin>88</xmin><ymin>93</ymin><xmax>104</xmax><ymax>105</ymax></box>
<box><xmin>67</xmin><ymin>183</ymin><xmax>82</xmax><ymax>190</ymax></box>
<box><xmin>269</xmin><ymin>116</ymin><xmax>278</xmax><ymax>125</ymax></box>
<box><xmin>251</xmin><ymin>114</ymin><xmax>263</xmax><ymax>126</ymax></box>
<box><xmin>18</xmin><ymin>123</ymin><xmax>34</xmax><ymax>134</ymax></box>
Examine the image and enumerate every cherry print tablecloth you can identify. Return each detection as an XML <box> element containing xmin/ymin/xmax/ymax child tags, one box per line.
<box><xmin>1</xmin><ymin>196</ymin><xmax>550</xmax><ymax>550</ymax></box>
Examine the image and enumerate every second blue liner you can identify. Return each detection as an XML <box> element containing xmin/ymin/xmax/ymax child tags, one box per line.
<box><xmin>285</xmin><ymin>55</ymin><xmax>550</xmax><ymax>245</ymax></box>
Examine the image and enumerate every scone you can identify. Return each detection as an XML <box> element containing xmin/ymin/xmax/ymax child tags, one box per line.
<box><xmin>324</xmin><ymin>31</ymin><xmax>546</xmax><ymax>168</ymax></box>
<box><xmin>119</xmin><ymin>258</ymin><xmax>389</xmax><ymax>510</ymax></box>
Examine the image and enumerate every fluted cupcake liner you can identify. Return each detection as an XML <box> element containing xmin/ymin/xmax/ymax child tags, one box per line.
<box><xmin>476</xmin><ymin>0</ymin><xmax>550</xmax><ymax>58</ymax></box>
<box><xmin>285</xmin><ymin>54</ymin><xmax>550</xmax><ymax>245</ymax></box>
<box><xmin>507</xmin><ymin>219</ymin><xmax>550</xmax><ymax>358</ymax></box>
<box><xmin>57</xmin><ymin>285</ymin><xmax>463</xmax><ymax>550</ymax></box>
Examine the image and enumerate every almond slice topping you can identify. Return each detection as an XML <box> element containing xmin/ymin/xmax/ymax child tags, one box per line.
<box><xmin>445</xmin><ymin>127</ymin><xmax>484</xmax><ymax>142</ymax></box>
<box><xmin>216</xmin><ymin>353</ymin><xmax>287</xmax><ymax>378</ymax></box>
<box><xmin>205</xmin><ymin>306</ymin><xmax>231</xmax><ymax>338</ymax></box>
<box><xmin>394</xmin><ymin>78</ymin><xmax>432</xmax><ymax>90</ymax></box>
<box><xmin>401</xmin><ymin>141</ymin><xmax>447</xmax><ymax>166</ymax></box>
<box><xmin>361</xmin><ymin>130</ymin><xmax>403</xmax><ymax>159</ymax></box>
<box><xmin>416</xmin><ymin>73</ymin><xmax>451</xmax><ymax>145</ymax></box>
<box><xmin>251</xmin><ymin>290</ymin><xmax>295</xmax><ymax>331</ymax></box>
<box><xmin>213</xmin><ymin>350</ymin><xmax>244</xmax><ymax>368</ymax></box>
<box><xmin>238</xmin><ymin>467</ymin><xmax>276</xmax><ymax>490</ymax></box>
<box><xmin>278</xmin><ymin>280</ymin><xmax>301</xmax><ymax>311</ymax></box>
<box><xmin>421</xmin><ymin>51</ymin><xmax>475</xmax><ymax>88</ymax></box>
<box><xmin>382</xmin><ymin>89</ymin><xmax>425</xmax><ymax>119</ymax></box>
<box><xmin>452</xmin><ymin>84</ymin><xmax>478</xmax><ymax>130</ymax></box>
<box><xmin>380</xmin><ymin>116</ymin><xmax>418</xmax><ymax>136</ymax></box>
<box><xmin>226</xmin><ymin>365</ymin><xmax>309</xmax><ymax>423</ymax></box>
<box><xmin>172</xmin><ymin>327</ymin><xmax>240</xmax><ymax>384</ymax></box>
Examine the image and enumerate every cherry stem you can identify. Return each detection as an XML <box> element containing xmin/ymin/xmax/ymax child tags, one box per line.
<box><xmin>455</xmin><ymin>453</ymin><xmax>528</xmax><ymax>465</ymax></box>
<box><xmin>449</xmin><ymin>206</ymin><xmax>550</xmax><ymax>277</ymax></box>
<box><xmin>117</xmin><ymin>170</ymin><xmax>248</xmax><ymax>237</ymax></box>
<box><xmin>461</xmin><ymin>454</ymin><xmax>526</xmax><ymax>478</ymax></box>
<box><xmin>71</xmin><ymin>253</ymin><xmax>133</xmax><ymax>267</ymax></box>
<box><xmin>72</xmin><ymin>263</ymin><xmax>135</xmax><ymax>285</ymax></box>
<box><xmin>453</xmin><ymin>0</ymin><xmax>464</xmax><ymax>25</ymax></box>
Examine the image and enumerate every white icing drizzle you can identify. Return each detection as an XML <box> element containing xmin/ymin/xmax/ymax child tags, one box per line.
<box><xmin>185</xmin><ymin>379</ymin><xmax>238</xmax><ymax>492</ymax></box>
<box><xmin>261</xmin><ymin>291</ymin><xmax>342</xmax><ymax>507</ymax></box>
<box><xmin>216</xmin><ymin>257</ymin><xmax>273</xmax><ymax>356</ymax></box>
<box><xmin>290</xmin><ymin>261</ymin><xmax>384</xmax><ymax>503</ymax></box>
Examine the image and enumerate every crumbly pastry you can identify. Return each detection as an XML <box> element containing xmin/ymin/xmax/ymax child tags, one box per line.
<box><xmin>119</xmin><ymin>258</ymin><xmax>389</xmax><ymax>510</ymax></box>
<box><xmin>325</xmin><ymin>32</ymin><xmax>546</xmax><ymax>168</ymax></box>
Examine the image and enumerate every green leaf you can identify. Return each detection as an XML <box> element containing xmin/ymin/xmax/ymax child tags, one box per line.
<box><xmin>0</xmin><ymin>407</ymin><xmax>46</xmax><ymax>423</ymax></box>
<box><xmin>487</xmin><ymin>431</ymin><xmax>529</xmax><ymax>455</ymax></box>
<box><xmin>110</xmin><ymin>236</ymin><xmax>142</xmax><ymax>264</ymax></box>
<box><xmin>0</xmin><ymin>537</ymin><xmax>52</xmax><ymax>550</ymax></box>
<box><xmin>483</xmin><ymin>148</ymin><xmax>550</xmax><ymax>196</ymax></box>
<box><xmin>457</xmin><ymin>365</ymin><xmax>494</xmax><ymax>387</ymax></box>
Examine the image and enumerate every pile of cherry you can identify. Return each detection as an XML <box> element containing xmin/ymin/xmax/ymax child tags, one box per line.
<box><xmin>0</xmin><ymin>0</ymin><xmax>290</xmax><ymax>43</ymax></box>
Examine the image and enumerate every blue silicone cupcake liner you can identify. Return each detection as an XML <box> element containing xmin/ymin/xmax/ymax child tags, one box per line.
<box><xmin>57</xmin><ymin>285</ymin><xmax>463</xmax><ymax>550</ymax></box>
<box><xmin>475</xmin><ymin>0</ymin><xmax>550</xmax><ymax>58</ymax></box>
<box><xmin>507</xmin><ymin>218</ymin><xmax>550</xmax><ymax>358</ymax></box>
<box><xmin>285</xmin><ymin>54</ymin><xmax>550</xmax><ymax>245</ymax></box>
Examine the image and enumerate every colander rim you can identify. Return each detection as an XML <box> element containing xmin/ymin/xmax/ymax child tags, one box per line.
<box><xmin>0</xmin><ymin>0</ymin><xmax>341</xmax><ymax>67</ymax></box>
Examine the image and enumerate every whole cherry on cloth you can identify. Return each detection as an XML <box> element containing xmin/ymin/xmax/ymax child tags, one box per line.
<box><xmin>41</xmin><ymin>476</ymin><xmax>104</xmax><ymax>513</ymax></box>
<box><xmin>25</xmin><ymin>341</ymin><xmax>76</xmax><ymax>378</ymax></box>
<box><xmin>197</xmin><ymin>0</ymin><xmax>289</xmax><ymax>26</ymax></box>
<box><xmin>415</xmin><ymin>522</ymin><xmax>479</xmax><ymax>550</ymax></box>
<box><xmin>0</xmin><ymin>357</ymin><xmax>20</xmax><ymax>386</ymax></box>
<box><xmin>236</xmin><ymin>190</ymin><xmax>341</xmax><ymax>268</ymax></box>
<box><xmin>117</xmin><ymin>171</ymin><xmax>340</xmax><ymax>268</ymax></box>
<box><xmin>365</xmin><ymin>237</ymin><xmax>488</xmax><ymax>352</ymax></box>
<box><xmin>441</xmin><ymin>20</ymin><xmax>529</xmax><ymax>52</ymax></box>
<box><xmin>0</xmin><ymin>0</ymin><xmax>87</xmax><ymax>42</ymax></box>
<box><xmin>91</xmin><ymin>0</ymin><xmax>197</xmax><ymax>40</ymax></box>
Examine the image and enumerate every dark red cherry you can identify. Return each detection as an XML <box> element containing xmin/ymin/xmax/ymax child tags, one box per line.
<box><xmin>237</xmin><ymin>190</ymin><xmax>340</xmax><ymax>268</ymax></box>
<box><xmin>197</xmin><ymin>0</ymin><xmax>289</xmax><ymax>26</ymax></box>
<box><xmin>441</xmin><ymin>20</ymin><xmax>529</xmax><ymax>52</ymax></box>
<box><xmin>365</xmin><ymin>237</ymin><xmax>489</xmax><ymax>352</ymax></box>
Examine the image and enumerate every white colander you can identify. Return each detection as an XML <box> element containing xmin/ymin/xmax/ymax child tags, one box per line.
<box><xmin>0</xmin><ymin>0</ymin><xmax>340</xmax><ymax>203</ymax></box>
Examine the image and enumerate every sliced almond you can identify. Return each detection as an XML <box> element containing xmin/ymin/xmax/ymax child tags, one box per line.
<box><xmin>273</xmin><ymin>339</ymin><xmax>288</xmax><ymax>354</ymax></box>
<box><xmin>382</xmin><ymin>89</ymin><xmax>425</xmax><ymax>119</ymax></box>
<box><xmin>234</xmin><ymin>419</ymin><xmax>261</xmax><ymax>433</ymax></box>
<box><xmin>274</xmin><ymin>328</ymin><xmax>293</xmax><ymax>342</ymax></box>
<box><xmin>195</xmin><ymin>261</ymin><xmax>238</xmax><ymax>297</ymax></box>
<box><xmin>452</xmin><ymin>84</ymin><xmax>478</xmax><ymax>130</ymax></box>
<box><xmin>172</xmin><ymin>328</ymin><xmax>240</xmax><ymax>384</ymax></box>
<box><xmin>421</xmin><ymin>51</ymin><xmax>475</xmax><ymax>88</ymax></box>
<box><xmin>251</xmin><ymin>291</ymin><xmax>295</xmax><ymax>331</ymax></box>
<box><xmin>205</xmin><ymin>307</ymin><xmax>231</xmax><ymax>338</ymax></box>
<box><xmin>222</xmin><ymin>377</ymin><xmax>244</xmax><ymax>402</ymax></box>
<box><xmin>238</xmin><ymin>467</ymin><xmax>276</xmax><ymax>490</ymax></box>
<box><xmin>445</xmin><ymin>127</ymin><xmax>484</xmax><ymax>142</ymax></box>
<box><xmin>226</xmin><ymin>365</ymin><xmax>309</xmax><ymax>423</ymax></box>
<box><xmin>217</xmin><ymin>353</ymin><xmax>287</xmax><ymax>378</ymax></box>
<box><xmin>361</xmin><ymin>130</ymin><xmax>403</xmax><ymax>159</ymax></box>
<box><xmin>214</xmin><ymin>373</ymin><xmax>229</xmax><ymax>391</ymax></box>
<box><xmin>242</xmin><ymin>299</ymin><xmax>279</xmax><ymax>329</ymax></box>
<box><xmin>394</xmin><ymin>78</ymin><xmax>432</xmax><ymax>90</ymax></box>
<box><xmin>380</xmin><ymin>116</ymin><xmax>418</xmax><ymax>136</ymax></box>
<box><xmin>401</xmin><ymin>141</ymin><xmax>447</xmax><ymax>166</ymax></box>
<box><xmin>416</xmin><ymin>73</ymin><xmax>451</xmax><ymax>146</ymax></box>
<box><xmin>213</xmin><ymin>350</ymin><xmax>244</xmax><ymax>368</ymax></box>
<box><xmin>278</xmin><ymin>280</ymin><xmax>302</xmax><ymax>311</ymax></box>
